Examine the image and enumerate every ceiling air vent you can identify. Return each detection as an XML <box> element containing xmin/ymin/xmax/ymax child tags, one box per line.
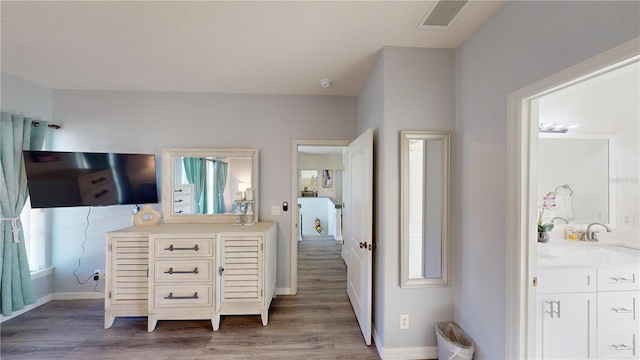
<box><xmin>418</xmin><ymin>0</ymin><xmax>471</xmax><ymax>30</ymax></box>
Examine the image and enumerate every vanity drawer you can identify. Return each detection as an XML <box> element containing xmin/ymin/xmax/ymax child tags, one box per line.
<box><xmin>537</xmin><ymin>267</ymin><xmax>597</xmax><ymax>294</ymax></box>
<box><xmin>598</xmin><ymin>291</ymin><xmax>639</xmax><ymax>327</ymax></box>
<box><xmin>153</xmin><ymin>237</ymin><xmax>214</xmax><ymax>258</ymax></box>
<box><xmin>597</xmin><ymin>327</ymin><xmax>639</xmax><ymax>359</ymax></box>
<box><xmin>153</xmin><ymin>284</ymin><xmax>213</xmax><ymax>308</ymax></box>
<box><xmin>154</xmin><ymin>260</ymin><xmax>213</xmax><ymax>282</ymax></box>
<box><xmin>598</xmin><ymin>267</ymin><xmax>640</xmax><ymax>292</ymax></box>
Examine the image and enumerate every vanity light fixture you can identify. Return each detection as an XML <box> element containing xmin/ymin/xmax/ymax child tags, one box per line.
<box><xmin>539</xmin><ymin>122</ymin><xmax>579</xmax><ymax>133</ymax></box>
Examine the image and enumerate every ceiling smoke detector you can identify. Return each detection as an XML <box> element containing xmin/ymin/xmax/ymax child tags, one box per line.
<box><xmin>319</xmin><ymin>79</ymin><xmax>332</xmax><ymax>88</ymax></box>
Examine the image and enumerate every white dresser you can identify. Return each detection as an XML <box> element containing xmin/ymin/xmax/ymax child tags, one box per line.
<box><xmin>104</xmin><ymin>222</ymin><xmax>277</xmax><ymax>332</ymax></box>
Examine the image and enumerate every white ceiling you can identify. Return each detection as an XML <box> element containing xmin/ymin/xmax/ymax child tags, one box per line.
<box><xmin>1</xmin><ymin>1</ymin><xmax>505</xmax><ymax>96</ymax></box>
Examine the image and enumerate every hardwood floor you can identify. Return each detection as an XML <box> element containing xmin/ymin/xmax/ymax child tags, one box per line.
<box><xmin>1</xmin><ymin>238</ymin><xmax>381</xmax><ymax>360</ymax></box>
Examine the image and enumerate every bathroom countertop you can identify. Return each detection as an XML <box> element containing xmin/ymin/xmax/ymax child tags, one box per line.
<box><xmin>537</xmin><ymin>239</ymin><xmax>640</xmax><ymax>268</ymax></box>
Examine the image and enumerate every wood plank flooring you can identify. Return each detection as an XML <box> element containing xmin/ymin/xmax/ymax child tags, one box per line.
<box><xmin>1</xmin><ymin>238</ymin><xmax>381</xmax><ymax>360</ymax></box>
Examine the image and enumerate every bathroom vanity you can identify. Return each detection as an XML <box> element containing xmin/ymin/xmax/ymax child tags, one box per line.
<box><xmin>536</xmin><ymin>241</ymin><xmax>640</xmax><ymax>359</ymax></box>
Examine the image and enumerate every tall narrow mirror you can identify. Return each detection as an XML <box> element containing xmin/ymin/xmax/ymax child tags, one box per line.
<box><xmin>401</xmin><ymin>131</ymin><xmax>450</xmax><ymax>287</ymax></box>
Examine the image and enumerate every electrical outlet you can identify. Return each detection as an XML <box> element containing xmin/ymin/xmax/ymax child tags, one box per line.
<box><xmin>400</xmin><ymin>314</ymin><xmax>409</xmax><ymax>329</ymax></box>
<box><xmin>621</xmin><ymin>214</ymin><xmax>635</xmax><ymax>225</ymax></box>
<box><xmin>271</xmin><ymin>206</ymin><xmax>281</xmax><ymax>216</ymax></box>
<box><xmin>94</xmin><ymin>269</ymin><xmax>103</xmax><ymax>281</ymax></box>
<box><xmin>595</xmin><ymin>211</ymin><xmax>606</xmax><ymax>221</ymax></box>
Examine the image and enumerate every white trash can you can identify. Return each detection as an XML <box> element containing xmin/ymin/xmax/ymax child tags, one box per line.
<box><xmin>435</xmin><ymin>322</ymin><xmax>475</xmax><ymax>360</ymax></box>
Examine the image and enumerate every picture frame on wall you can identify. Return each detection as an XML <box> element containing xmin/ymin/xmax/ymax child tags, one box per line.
<box><xmin>323</xmin><ymin>169</ymin><xmax>333</xmax><ymax>188</ymax></box>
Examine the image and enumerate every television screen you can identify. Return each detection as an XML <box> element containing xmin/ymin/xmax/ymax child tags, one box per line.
<box><xmin>23</xmin><ymin>150</ymin><xmax>158</xmax><ymax>208</ymax></box>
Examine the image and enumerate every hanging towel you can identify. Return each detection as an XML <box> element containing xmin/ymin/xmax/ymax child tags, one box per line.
<box><xmin>555</xmin><ymin>194</ymin><xmax>574</xmax><ymax>221</ymax></box>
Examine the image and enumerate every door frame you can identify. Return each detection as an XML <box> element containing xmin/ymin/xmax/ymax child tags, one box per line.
<box><xmin>505</xmin><ymin>38</ymin><xmax>639</xmax><ymax>358</ymax></box>
<box><xmin>290</xmin><ymin>139</ymin><xmax>351</xmax><ymax>295</ymax></box>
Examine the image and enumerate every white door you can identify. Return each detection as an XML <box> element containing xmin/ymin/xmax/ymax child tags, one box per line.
<box><xmin>344</xmin><ymin>128</ymin><xmax>373</xmax><ymax>345</ymax></box>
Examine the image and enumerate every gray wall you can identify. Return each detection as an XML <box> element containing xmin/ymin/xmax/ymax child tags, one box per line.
<box><xmin>49</xmin><ymin>90</ymin><xmax>358</xmax><ymax>293</ymax></box>
<box><xmin>358</xmin><ymin>47</ymin><xmax>456</xmax><ymax>350</ymax></box>
<box><xmin>454</xmin><ymin>1</ymin><xmax>640</xmax><ymax>358</ymax></box>
<box><xmin>1</xmin><ymin>72</ymin><xmax>54</xmax><ymax>300</ymax></box>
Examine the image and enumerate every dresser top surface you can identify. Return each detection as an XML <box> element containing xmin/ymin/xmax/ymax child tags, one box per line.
<box><xmin>110</xmin><ymin>221</ymin><xmax>276</xmax><ymax>235</ymax></box>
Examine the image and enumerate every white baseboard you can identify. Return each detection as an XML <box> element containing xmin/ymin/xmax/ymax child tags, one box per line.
<box><xmin>373</xmin><ymin>326</ymin><xmax>438</xmax><ymax>360</ymax></box>
<box><xmin>52</xmin><ymin>292</ymin><xmax>105</xmax><ymax>300</ymax></box>
<box><xmin>0</xmin><ymin>294</ymin><xmax>53</xmax><ymax>323</ymax></box>
<box><xmin>276</xmin><ymin>287</ymin><xmax>293</xmax><ymax>296</ymax></box>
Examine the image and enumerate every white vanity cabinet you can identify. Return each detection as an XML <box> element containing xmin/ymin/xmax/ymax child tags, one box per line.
<box><xmin>596</xmin><ymin>266</ymin><xmax>640</xmax><ymax>359</ymax></box>
<box><xmin>537</xmin><ymin>267</ymin><xmax>597</xmax><ymax>359</ymax></box>
<box><xmin>104</xmin><ymin>222</ymin><xmax>277</xmax><ymax>332</ymax></box>
<box><xmin>537</xmin><ymin>266</ymin><xmax>640</xmax><ymax>359</ymax></box>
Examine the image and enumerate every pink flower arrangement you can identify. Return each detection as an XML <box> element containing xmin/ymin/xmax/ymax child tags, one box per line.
<box><xmin>538</xmin><ymin>192</ymin><xmax>556</xmax><ymax>232</ymax></box>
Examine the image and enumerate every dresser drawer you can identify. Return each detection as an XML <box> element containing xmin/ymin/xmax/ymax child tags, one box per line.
<box><xmin>153</xmin><ymin>284</ymin><xmax>213</xmax><ymax>308</ymax></box>
<box><xmin>598</xmin><ymin>291</ymin><xmax>639</xmax><ymax>327</ymax></box>
<box><xmin>153</xmin><ymin>237</ymin><xmax>213</xmax><ymax>258</ymax></box>
<box><xmin>173</xmin><ymin>203</ymin><xmax>194</xmax><ymax>214</ymax></box>
<box><xmin>537</xmin><ymin>267</ymin><xmax>597</xmax><ymax>294</ymax></box>
<box><xmin>597</xmin><ymin>327</ymin><xmax>639</xmax><ymax>359</ymax></box>
<box><xmin>154</xmin><ymin>260</ymin><xmax>213</xmax><ymax>282</ymax></box>
<box><xmin>598</xmin><ymin>267</ymin><xmax>640</xmax><ymax>292</ymax></box>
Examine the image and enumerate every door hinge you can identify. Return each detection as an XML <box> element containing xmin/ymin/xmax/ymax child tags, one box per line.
<box><xmin>261</xmin><ymin>289</ymin><xmax>263</xmax><ymax>297</ymax></box>
<box><xmin>109</xmin><ymin>244</ymin><xmax>112</xmax><ymax>252</ymax></box>
<box><xmin>533</xmin><ymin>277</ymin><xmax>538</xmax><ymax>287</ymax></box>
<box><xmin>108</xmin><ymin>291</ymin><xmax>112</xmax><ymax>299</ymax></box>
<box><xmin>342</xmin><ymin>239</ymin><xmax>345</xmax><ymax>245</ymax></box>
<box><xmin>261</xmin><ymin>243</ymin><xmax>263</xmax><ymax>250</ymax></box>
<box><xmin>342</xmin><ymin>165</ymin><xmax>345</xmax><ymax>171</ymax></box>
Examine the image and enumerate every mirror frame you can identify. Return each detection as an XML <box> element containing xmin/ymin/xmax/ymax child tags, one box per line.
<box><xmin>538</xmin><ymin>132</ymin><xmax>617</xmax><ymax>227</ymax></box>
<box><xmin>161</xmin><ymin>148</ymin><xmax>259</xmax><ymax>224</ymax></box>
<box><xmin>400</xmin><ymin>131</ymin><xmax>450</xmax><ymax>287</ymax></box>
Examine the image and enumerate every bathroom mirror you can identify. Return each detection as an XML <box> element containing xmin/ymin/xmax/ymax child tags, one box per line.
<box><xmin>538</xmin><ymin>134</ymin><xmax>615</xmax><ymax>226</ymax></box>
<box><xmin>162</xmin><ymin>148</ymin><xmax>259</xmax><ymax>223</ymax></box>
<box><xmin>400</xmin><ymin>131</ymin><xmax>450</xmax><ymax>287</ymax></box>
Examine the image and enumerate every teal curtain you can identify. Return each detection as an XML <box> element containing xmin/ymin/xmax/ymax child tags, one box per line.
<box><xmin>0</xmin><ymin>112</ymin><xmax>48</xmax><ymax>316</ymax></box>
<box><xmin>213</xmin><ymin>161</ymin><xmax>228</xmax><ymax>214</ymax></box>
<box><xmin>183</xmin><ymin>157</ymin><xmax>206</xmax><ymax>214</ymax></box>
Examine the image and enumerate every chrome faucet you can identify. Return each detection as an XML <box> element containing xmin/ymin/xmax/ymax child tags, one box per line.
<box><xmin>579</xmin><ymin>222</ymin><xmax>612</xmax><ymax>241</ymax></box>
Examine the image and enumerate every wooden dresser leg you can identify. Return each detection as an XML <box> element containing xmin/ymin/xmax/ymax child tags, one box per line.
<box><xmin>104</xmin><ymin>312</ymin><xmax>116</xmax><ymax>329</ymax></box>
<box><xmin>148</xmin><ymin>316</ymin><xmax>158</xmax><ymax>332</ymax></box>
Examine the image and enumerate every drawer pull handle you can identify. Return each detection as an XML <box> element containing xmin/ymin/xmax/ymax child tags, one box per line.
<box><xmin>164</xmin><ymin>292</ymin><xmax>199</xmax><ymax>300</ymax></box>
<box><xmin>612</xmin><ymin>307</ymin><xmax>633</xmax><ymax>313</ymax></box>
<box><xmin>176</xmin><ymin>210</ymin><xmax>184</xmax><ymax>213</ymax></box>
<box><xmin>94</xmin><ymin>190</ymin><xmax>109</xmax><ymax>198</ymax></box>
<box><xmin>219</xmin><ymin>267</ymin><xmax>225</xmax><ymax>276</ymax></box>
<box><xmin>91</xmin><ymin>177</ymin><xmax>106</xmax><ymax>184</ymax></box>
<box><xmin>612</xmin><ymin>344</ymin><xmax>631</xmax><ymax>351</ymax></box>
<box><xmin>612</xmin><ymin>277</ymin><xmax>632</xmax><ymax>282</ymax></box>
<box><xmin>164</xmin><ymin>244</ymin><xmax>200</xmax><ymax>252</ymax></box>
<box><xmin>164</xmin><ymin>267</ymin><xmax>199</xmax><ymax>275</ymax></box>
<box><xmin>174</xmin><ymin>199</ymin><xmax>184</xmax><ymax>203</ymax></box>
<box><xmin>175</xmin><ymin>189</ymin><xmax>184</xmax><ymax>193</ymax></box>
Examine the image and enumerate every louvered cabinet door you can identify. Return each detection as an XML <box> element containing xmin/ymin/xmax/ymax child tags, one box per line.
<box><xmin>105</xmin><ymin>234</ymin><xmax>149</xmax><ymax>329</ymax></box>
<box><xmin>220</xmin><ymin>236</ymin><xmax>263</xmax><ymax>304</ymax></box>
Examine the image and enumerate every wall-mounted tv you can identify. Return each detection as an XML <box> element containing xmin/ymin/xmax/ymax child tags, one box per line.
<box><xmin>23</xmin><ymin>150</ymin><xmax>158</xmax><ymax>208</ymax></box>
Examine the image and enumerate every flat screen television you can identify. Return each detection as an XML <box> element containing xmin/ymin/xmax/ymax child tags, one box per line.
<box><xmin>23</xmin><ymin>150</ymin><xmax>158</xmax><ymax>208</ymax></box>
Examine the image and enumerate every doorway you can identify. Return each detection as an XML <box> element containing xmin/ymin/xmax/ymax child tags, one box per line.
<box><xmin>505</xmin><ymin>39</ymin><xmax>639</xmax><ymax>358</ymax></box>
<box><xmin>290</xmin><ymin>140</ymin><xmax>350</xmax><ymax>295</ymax></box>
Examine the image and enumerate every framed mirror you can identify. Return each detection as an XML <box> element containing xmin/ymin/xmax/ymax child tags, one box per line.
<box><xmin>162</xmin><ymin>148</ymin><xmax>259</xmax><ymax>224</ymax></box>
<box><xmin>538</xmin><ymin>133</ymin><xmax>616</xmax><ymax>226</ymax></box>
<box><xmin>400</xmin><ymin>131</ymin><xmax>450</xmax><ymax>287</ymax></box>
